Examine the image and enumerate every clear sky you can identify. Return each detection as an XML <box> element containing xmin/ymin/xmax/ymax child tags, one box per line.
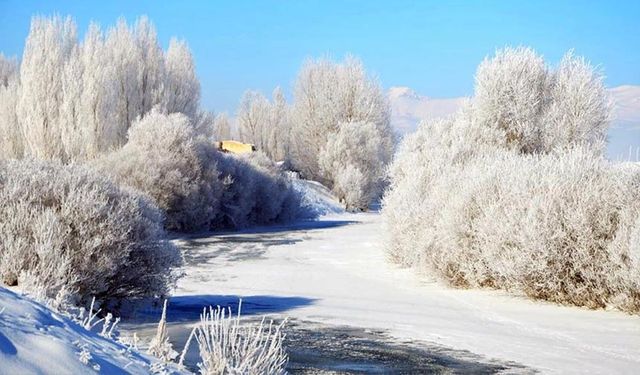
<box><xmin>1</xmin><ymin>0</ymin><xmax>639</xmax><ymax>113</ymax></box>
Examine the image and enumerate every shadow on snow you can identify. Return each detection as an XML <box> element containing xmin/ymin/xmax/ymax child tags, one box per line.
<box><xmin>170</xmin><ymin>218</ymin><xmax>359</xmax><ymax>240</ymax></box>
<box><xmin>125</xmin><ymin>294</ymin><xmax>317</xmax><ymax>324</ymax></box>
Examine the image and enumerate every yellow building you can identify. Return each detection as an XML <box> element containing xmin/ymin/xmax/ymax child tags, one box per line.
<box><xmin>216</xmin><ymin>140</ymin><xmax>256</xmax><ymax>154</ymax></box>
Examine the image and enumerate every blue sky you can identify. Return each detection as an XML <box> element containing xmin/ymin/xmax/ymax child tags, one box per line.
<box><xmin>1</xmin><ymin>0</ymin><xmax>639</xmax><ymax>113</ymax></box>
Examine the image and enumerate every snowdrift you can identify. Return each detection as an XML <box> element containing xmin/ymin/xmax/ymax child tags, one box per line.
<box><xmin>0</xmin><ymin>287</ymin><xmax>178</xmax><ymax>374</ymax></box>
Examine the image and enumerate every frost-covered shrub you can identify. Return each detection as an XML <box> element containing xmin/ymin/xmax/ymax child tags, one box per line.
<box><xmin>216</xmin><ymin>151</ymin><xmax>305</xmax><ymax>228</ymax></box>
<box><xmin>473</xmin><ymin>47</ymin><xmax>610</xmax><ymax>154</ymax></box>
<box><xmin>383</xmin><ymin>47</ymin><xmax>638</xmax><ymax>312</ymax></box>
<box><xmin>473</xmin><ymin>46</ymin><xmax>550</xmax><ymax>153</ymax></box>
<box><xmin>147</xmin><ymin>300</ymin><xmax>177</xmax><ymax>362</ymax></box>
<box><xmin>95</xmin><ymin>110</ymin><xmax>223</xmax><ymax>232</ymax></box>
<box><xmin>386</xmin><ymin>132</ymin><xmax>640</xmax><ymax>311</ymax></box>
<box><xmin>96</xmin><ymin>111</ymin><xmax>308</xmax><ymax>232</ymax></box>
<box><xmin>193</xmin><ymin>302</ymin><xmax>288</xmax><ymax>375</ymax></box>
<box><xmin>432</xmin><ymin>150</ymin><xmax>639</xmax><ymax>310</ymax></box>
<box><xmin>543</xmin><ymin>52</ymin><xmax>611</xmax><ymax>152</ymax></box>
<box><xmin>319</xmin><ymin>121</ymin><xmax>388</xmax><ymax>211</ymax></box>
<box><xmin>0</xmin><ymin>159</ymin><xmax>181</xmax><ymax>305</ymax></box>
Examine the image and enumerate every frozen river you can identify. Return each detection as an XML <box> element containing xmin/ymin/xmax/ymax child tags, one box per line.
<box><xmin>123</xmin><ymin>212</ymin><xmax>639</xmax><ymax>374</ymax></box>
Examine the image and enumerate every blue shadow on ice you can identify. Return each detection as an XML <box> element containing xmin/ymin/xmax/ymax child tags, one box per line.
<box><xmin>130</xmin><ymin>295</ymin><xmax>317</xmax><ymax>323</ymax></box>
<box><xmin>257</xmin><ymin>219</ymin><xmax>359</xmax><ymax>233</ymax></box>
<box><xmin>173</xmin><ymin>219</ymin><xmax>359</xmax><ymax>240</ymax></box>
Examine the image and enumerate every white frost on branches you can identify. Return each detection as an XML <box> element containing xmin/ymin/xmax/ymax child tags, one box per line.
<box><xmin>147</xmin><ymin>300</ymin><xmax>178</xmax><ymax>362</ymax></box>
<box><xmin>193</xmin><ymin>301</ymin><xmax>288</xmax><ymax>375</ymax></box>
<box><xmin>319</xmin><ymin>121</ymin><xmax>388</xmax><ymax>211</ymax></box>
<box><xmin>383</xmin><ymin>47</ymin><xmax>639</xmax><ymax>312</ymax></box>
<box><xmin>3</xmin><ymin>15</ymin><xmax>201</xmax><ymax>162</ymax></box>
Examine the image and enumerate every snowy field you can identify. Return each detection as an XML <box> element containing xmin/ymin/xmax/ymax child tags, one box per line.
<box><xmin>122</xmin><ymin>211</ymin><xmax>640</xmax><ymax>374</ymax></box>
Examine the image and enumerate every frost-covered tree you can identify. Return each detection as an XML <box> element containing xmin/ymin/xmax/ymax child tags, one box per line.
<box><xmin>290</xmin><ymin>56</ymin><xmax>393</xmax><ymax>181</ymax></box>
<box><xmin>105</xmin><ymin>18</ymin><xmax>144</xmax><ymax>146</ymax></box>
<box><xmin>78</xmin><ymin>23</ymin><xmax>118</xmax><ymax>158</ymax></box>
<box><xmin>472</xmin><ymin>47</ymin><xmax>611</xmax><ymax>154</ymax></box>
<box><xmin>4</xmin><ymin>15</ymin><xmax>202</xmax><ymax>161</ymax></box>
<box><xmin>235</xmin><ymin>88</ymin><xmax>290</xmax><ymax>161</ymax></box>
<box><xmin>18</xmin><ymin>15</ymin><xmax>77</xmax><ymax>160</ymax></box>
<box><xmin>0</xmin><ymin>80</ymin><xmax>20</xmax><ymax>159</ymax></box>
<box><xmin>134</xmin><ymin>16</ymin><xmax>166</xmax><ymax>116</ymax></box>
<box><xmin>319</xmin><ymin>121</ymin><xmax>387</xmax><ymax>211</ymax></box>
<box><xmin>237</xmin><ymin>90</ymin><xmax>270</xmax><ymax>148</ymax></box>
<box><xmin>164</xmin><ymin>38</ymin><xmax>200</xmax><ymax>119</ymax></box>
<box><xmin>543</xmin><ymin>52</ymin><xmax>611</xmax><ymax>152</ymax></box>
<box><xmin>473</xmin><ymin>46</ymin><xmax>550</xmax><ymax>153</ymax></box>
<box><xmin>266</xmin><ymin>87</ymin><xmax>290</xmax><ymax>161</ymax></box>
<box><xmin>212</xmin><ymin>112</ymin><xmax>232</xmax><ymax>140</ymax></box>
<box><xmin>0</xmin><ymin>53</ymin><xmax>18</xmax><ymax>87</ymax></box>
<box><xmin>102</xmin><ymin>16</ymin><xmax>167</xmax><ymax>150</ymax></box>
<box><xmin>0</xmin><ymin>54</ymin><xmax>20</xmax><ymax>159</ymax></box>
<box><xmin>59</xmin><ymin>41</ymin><xmax>85</xmax><ymax>160</ymax></box>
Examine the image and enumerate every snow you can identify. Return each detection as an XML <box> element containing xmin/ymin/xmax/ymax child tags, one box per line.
<box><xmin>389</xmin><ymin>85</ymin><xmax>640</xmax><ymax>160</ymax></box>
<box><xmin>0</xmin><ymin>287</ymin><xmax>179</xmax><ymax>374</ymax></box>
<box><xmin>173</xmin><ymin>211</ymin><xmax>640</xmax><ymax>374</ymax></box>
<box><xmin>290</xmin><ymin>176</ymin><xmax>345</xmax><ymax>216</ymax></box>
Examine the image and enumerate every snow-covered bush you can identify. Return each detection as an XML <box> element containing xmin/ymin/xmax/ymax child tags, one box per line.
<box><xmin>386</xmin><ymin>126</ymin><xmax>640</xmax><ymax>312</ymax></box>
<box><xmin>0</xmin><ymin>159</ymin><xmax>181</xmax><ymax>305</ymax></box>
<box><xmin>319</xmin><ymin>121</ymin><xmax>389</xmax><ymax>211</ymax></box>
<box><xmin>216</xmin><ymin>151</ymin><xmax>305</xmax><ymax>228</ymax></box>
<box><xmin>96</xmin><ymin>111</ymin><xmax>307</xmax><ymax>232</ymax></box>
<box><xmin>423</xmin><ymin>149</ymin><xmax>639</xmax><ymax>310</ymax></box>
<box><xmin>94</xmin><ymin>110</ymin><xmax>223</xmax><ymax>232</ymax></box>
<box><xmin>193</xmin><ymin>302</ymin><xmax>288</xmax><ymax>375</ymax></box>
<box><xmin>383</xmin><ymin>47</ymin><xmax>638</xmax><ymax>312</ymax></box>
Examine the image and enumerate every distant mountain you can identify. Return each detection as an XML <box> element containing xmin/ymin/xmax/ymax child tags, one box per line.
<box><xmin>388</xmin><ymin>87</ymin><xmax>467</xmax><ymax>134</ymax></box>
<box><xmin>608</xmin><ymin>85</ymin><xmax>640</xmax><ymax>160</ymax></box>
<box><xmin>388</xmin><ymin>85</ymin><xmax>640</xmax><ymax>160</ymax></box>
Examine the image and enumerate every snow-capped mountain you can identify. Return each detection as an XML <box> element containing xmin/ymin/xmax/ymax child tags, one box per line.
<box><xmin>388</xmin><ymin>87</ymin><xmax>467</xmax><ymax>134</ymax></box>
<box><xmin>389</xmin><ymin>85</ymin><xmax>640</xmax><ymax>160</ymax></box>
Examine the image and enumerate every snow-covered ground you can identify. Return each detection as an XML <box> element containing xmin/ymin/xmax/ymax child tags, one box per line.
<box><xmin>0</xmin><ymin>287</ymin><xmax>178</xmax><ymax>374</ymax></box>
<box><xmin>167</xmin><ymin>211</ymin><xmax>640</xmax><ymax>374</ymax></box>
